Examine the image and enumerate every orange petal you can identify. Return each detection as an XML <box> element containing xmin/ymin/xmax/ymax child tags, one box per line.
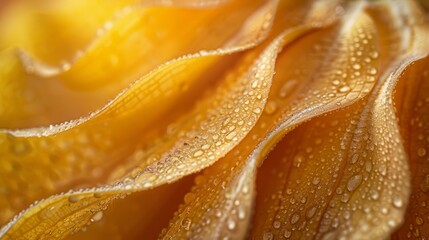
<box><xmin>158</xmin><ymin>30</ymin><xmax>294</xmax><ymax>240</ymax></box>
<box><xmin>392</xmin><ymin>27</ymin><xmax>429</xmax><ymax>240</ymax></box>
<box><xmin>251</xmin><ymin>5</ymin><xmax>429</xmax><ymax>239</ymax></box>
<box><xmin>160</xmin><ymin>4</ymin><xmax>383</xmax><ymax>239</ymax></box>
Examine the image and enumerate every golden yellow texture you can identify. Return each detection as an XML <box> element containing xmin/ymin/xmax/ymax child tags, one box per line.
<box><xmin>0</xmin><ymin>0</ymin><xmax>428</xmax><ymax>239</ymax></box>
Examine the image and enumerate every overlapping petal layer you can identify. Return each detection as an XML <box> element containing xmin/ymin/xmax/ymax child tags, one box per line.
<box><xmin>0</xmin><ymin>0</ymin><xmax>267</xmax><ymax>128</ymax></box>
<box><xmin>161</xmin><ymin>3</ymin><xmax>383</xmax><ymax>239</ymax></box>
<box><xmin>1</xmin><ymin>0</ymin><xmax>429</xmax><ymax>239</ymax></box>
<box><xmin>0</xmin><ymin>1</ymin><xmax>279</xmax><ymax>238</ymax></box>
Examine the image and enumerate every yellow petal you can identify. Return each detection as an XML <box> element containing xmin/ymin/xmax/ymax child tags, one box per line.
<box><xmin>0</xmin><ymin>0</ymin><xmax>268</xmax><ymax>129</ymax></box>
<box><xmin>159</xmin><ymin>29</ymin><xmax>292</xmax><ymax>240</ymax></box>
<box><xmin>160</xmin><ymin>3</ymin><xmax>382</xmax><ymax>239</ymax></box>
<box><xmin>0</xmin><ymin>1</ymin><xmax>278</xmax><ymax>238</ymax></box>
<box><xmin>0</xmin><ymin>0</ymin><xmax>130</xmax><ymax>64</ymax></box>
<box><xmin>68</xmin><ymin>175</ymin><xmax>195</xmax><ymax>240</ymax></box>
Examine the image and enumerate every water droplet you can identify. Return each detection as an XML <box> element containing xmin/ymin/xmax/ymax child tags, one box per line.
<box><xmin>350</xmin><ymin>153</ymin><xmax>359</xmax><ymax>164</ymax></box>
<box><xmin>369</xmin><ymin>51</ymin><xmax>379</xmax><ymax>59</ymax></box>
<box><xmin>251</xmin><ymin>80</ymin><xmax>259</xmax><ymax>89</ymax></box>
<box><xmin>339</xmin><ymin>86</ymin><xmax>351</xmax><ymax>93</ymax></box>
<box><xmin>273</xmin><ymin>220</ymin><xmax>281</xmax><ymax>229</ymax></box>
<box><xmin>332</xmin><ymin>79</ymin><xmax>340</xmax><ymax>86</ymax></box>
<box><xmin>367</xmin><ymin>67</ymin><xmax>377</xmax><ymax>75</ymax></box>
<box><xmin>370</xmin><ymin>190</ymin><xmax>379</xmax><ymax>200</ymax></box>
<box><xmin>253</xmin><ymin>108</ymin><xmax>262</xmax><ymax>114</ymax></box>
<box><xmin>237</xmin><ymin>206</ymin><xmax>246</xmax><ymax>220</ymax></box>
<box><xmin>378</xmin><ymin>164</ymin><xmax>387</xmax><ymax>176</ymax></box>
<box><xmin>284</xmin><ymin>230</ymin><xmax>292</xmax><ymax>238</ymax></box>
<box><xmin>417</xmin><ymin>147</ymin><xmax>427</xmax><ymax>157</ymax></box>
<box><xmin>279</xmin><ymin>80</ymin><xmax>297</xmax><ymax>98</ymax></box>
<box><xmin>181</xmin><ymin>218</ymin><xmax>192</xmax><ymax>230</ymax></box>
<box><xmin>264</xmin><ymin>101</ymin><xmax>277</xmax><ymax>115</ymax></box>
<box><xmin>352</xmin><ymin>63</ymin><xmax>361</xmax><ymax>70</ymax></box>
<box><xmin>11</xmin><ymin>141</ymin><xmax>31</xmax><ymax>156</ymax></box>
<box><xmin>293</xmin><ymin>155</ymin><xmax>303</xmax><ymax>168</ymax></box>
<box><xmin>93</xmin><ymin>192</ymin><xmax>103</xmax><ymax>198</ymax></box>
<box><xmin>193</xmin><ymin>150</ymin><xmax>204</xmax><ymax>157</ymax></box>
<box><xmin>290</xmin><ymin>213</ymin><xmax>300</xmax><ymax>224</ymax></box>
<box><xmin>416</xmin><ymin>216</ymin><xmax>424</xmax><ymax>225</ymax></box>
<box><xmin>227</xmin><ymin>218</ymin><xmax>236</xmax><ymax>230</ymax></box>
<box><xmin>184</xmin><ymin>193</ymin><xmax>196</xmax><ymax>204</ymax></box>
<box><xmin>91</xmin><ymin>211</ymin><xmax>103</xmax><ymax>222</ymax></box>
<box><xmin>68</xmin><ymin>196</ymin><xmax>81</xmax><ymax>203</ymax></box>
<box><xmin>306</xmin><ymin>206</ymin><xmax>317</xmax><ymax>219</ymax></box>
<box><xmin>347</xmin><ymin>175</ymin><xmax>362</xmax><ymax>191</ymax></box>
<box><xmin>312</xmin><ymin>177</ymin><xmax>321</xmax><ymax>185</ymax></box>
<box><xmin>392</xmin><ymin>198</ymin><xmax>403</xmax><ymax>208</ymax></box>
<box><xmin>135</xmin><ymin>172</ymin><xmax>157</xmax><ymax>186</ymax></box>
<box><xmin>226</xmin><ymin>131</ymin><xmax>237</xmax><ymax>140</ymax></box>
<box><xmin>201</xmin><ymin>144</ymin><xmax>210</xmax><ymax>150</ymax></box>
<box><xmin>341</xmin><ymin>193</ymin><xmax>350</xmax><ymax>203</ymax></box>
<box><xmin>263</xmin><ymin>232</ymin><xmax>273</xmax><ymax>240</ymax></box>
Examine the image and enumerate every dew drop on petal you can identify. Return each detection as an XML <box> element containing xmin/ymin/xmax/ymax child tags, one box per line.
<box><xmin>417</xmin><ymin>147</ymin><xmax>426</xmax><ymax>157</ymax></box>
<box><xmin>90</xmin><ymin>211</ymin><xmax>103</xmax><ymax>223</ymax></box>
<box><xmin>272</xmin><ymin>220</ymin><xmax>281</xmax><ymax>229</ymax></box>
<box><xmin>181</xmin><ymin>218</ymin><xmax>192</xmax><ymax>230</ymax></box>
<box><xmin>347</xmin><ymin>174</ymin><xmax>362</xmax><ymax>192</ymax></box>
<box><xmin>290</xmin><ymin>213</ymin><xmax>300</xmax><ymax>224</ymax></box>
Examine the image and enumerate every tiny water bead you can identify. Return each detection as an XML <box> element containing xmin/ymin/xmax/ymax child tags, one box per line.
<box><xmin>181</xmin><ymin>218</ymin><xmax>192</xmax><ymax>230</ymax></box>
<box><xmin>417</xmin><ymin>147</ymin><xmax>427</xmax><ymax>157</ymax></box>
<box><xmin>193</xmin><ymin>150</ymin><xmax>204</xmax><ymax>157</ymax></box>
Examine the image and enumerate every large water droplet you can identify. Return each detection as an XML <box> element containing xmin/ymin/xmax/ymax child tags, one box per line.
<box><xmin>392</xmin><ymin>197</ymin><xmax>403</xmax><ymax>208</ymax></box>
<box><xmin>90</xmin><ymin>211</ymin><xmax>104</xmax><ymax>223</ymax></box>
<box><xmin>227</xmin><ymin>218</ymin><xmax>236</xmax><ymax>230</ymax></box>
<box><xmin>352</xmin><ymin>63</ymin><xmax>361</xmax><ymax>70</ymax></box>
<box><xmin>347</xmin><ymin>174</ymin><xmax>362</xmax><ymax>191</ymax></box>
<box><xmin>284</xmin><ymin>229</ymin><xmax>292</xmax><ymax>238</ymax></box>
<box><xmin>273</xmin><ymin>220</ymin><xmax>281</xmax><ymax>229</ymax></box>
<box><xmin>68</xmin><ymin>196</ymin><xmax>81</xmax><ymax>203</ymax></box>
<box><xmin>339</xmin><ymin>86</ymin><xmax>351</xmax><ymax>93</ymax></box>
